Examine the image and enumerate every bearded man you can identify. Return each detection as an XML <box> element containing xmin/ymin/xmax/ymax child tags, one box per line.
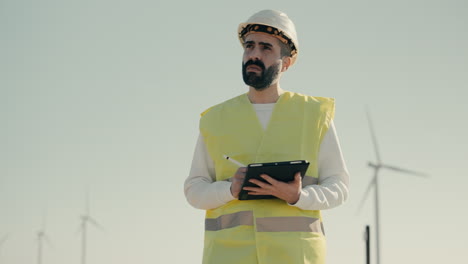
<box><xmin>184</xmin><ymin>9</ymin><xmax>350</xmax><ymax>264</ymax></box>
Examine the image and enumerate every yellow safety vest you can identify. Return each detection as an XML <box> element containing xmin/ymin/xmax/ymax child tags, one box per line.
<box><xmin>200</xmin><ymin>91</ymin><xmax>335</xmax><ymax>264</ymax></box>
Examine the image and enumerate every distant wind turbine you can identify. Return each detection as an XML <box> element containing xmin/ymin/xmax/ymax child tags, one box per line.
<box><xmin>0</xmin><ymin>234</ymin><xmax>8</xmax><ymax>260</ymax></box>
<box><xmin>359</xmin><ymin>108</ymin><xmax>429</xmax><ymax>264</ymax></box>
<box><xmin>78</xmin><ymin>191</ymin><xmax>104</xmax><ymax>264</ymax></box>
<box><xmin>36</xmin><ymin>213</ymin><xmax>52</xmax><ymax>264</ymax></box>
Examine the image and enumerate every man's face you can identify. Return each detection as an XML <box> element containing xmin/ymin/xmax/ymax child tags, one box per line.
<box><xmin>242</xmin><ymin>33</ymin><xmax>285</xmax><ymax>90</ymax></box>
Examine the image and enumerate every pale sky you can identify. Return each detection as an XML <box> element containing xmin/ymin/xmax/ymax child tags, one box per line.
<box><xmin>2</xmin><ymin>0</ymin><xmax>467</xmax><ymax>263</ymax></box>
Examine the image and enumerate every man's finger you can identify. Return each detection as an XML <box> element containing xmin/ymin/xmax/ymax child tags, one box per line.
<box><xmin>236</xmin><ymin>167</ymin><xmax>247</xmax><ymax>175</ymax></box>
<box><xmin>295</xmin><ymin>172</ymin><xmax>301</xmax><ymax>181</ymax></box>
<box><xmin>248</xmin><ymin>179</ymin><xmax>268</xmax><ymax>188</ymax></box>
<box><xmin>260</xmin><ymin>174</ymin><xmax>279</xmax><ymax>185</ymax></box>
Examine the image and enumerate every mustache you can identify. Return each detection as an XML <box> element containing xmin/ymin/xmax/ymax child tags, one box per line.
<box><xmin>243</xmin><ymin>60</ymin><xmax>265</xmax><ymax>71</ymax></box>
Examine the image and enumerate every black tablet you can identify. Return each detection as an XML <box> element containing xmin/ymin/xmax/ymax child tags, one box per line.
<box><xmin>238</xmin><ymin>160</ymin><xmax>310</xmax><ymax>200</ymax></box>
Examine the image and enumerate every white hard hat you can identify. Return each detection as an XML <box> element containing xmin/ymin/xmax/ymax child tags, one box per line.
<box><xmin>238</xmin><ymin>10</ymin><xmax>299</xmax><ymax>65</ymax></box>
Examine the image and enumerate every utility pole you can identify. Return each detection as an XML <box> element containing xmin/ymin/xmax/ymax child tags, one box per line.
<box><xmin>365</xmin><ymin>225</ymin><xmax>370</xmax><ymax>264</ymax></box>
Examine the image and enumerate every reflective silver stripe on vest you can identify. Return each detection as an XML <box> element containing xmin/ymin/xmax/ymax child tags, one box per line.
<box><xmin>256</xmin><ymin>216</ymin><xmax>324</xmax><ymax>234</ymax></box>
<box><xmin>205</xmin><ymin>211</ymin><xmax>254</xmax><ymax>231</ymax></box>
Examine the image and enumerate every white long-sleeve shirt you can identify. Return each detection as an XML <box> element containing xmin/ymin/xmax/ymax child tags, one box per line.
<box><xmin>184</xmin><ymin>103</ymin><xmax>350</xmax><ymax>211</ymax></box>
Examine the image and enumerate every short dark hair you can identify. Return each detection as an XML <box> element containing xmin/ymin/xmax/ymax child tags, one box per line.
<box><xmin>278</xmin><ymin>38</ymin><xmax>292</xmax><ymax>58</ymax></box>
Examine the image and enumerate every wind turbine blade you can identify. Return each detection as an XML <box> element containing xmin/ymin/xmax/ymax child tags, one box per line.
<box><xmin>380</xmin><ymin>164</ymin><xmax>429</xmax><ymax>177</ymax></box>
<box><xmin>76</xmin><ymin>222</ymin><xmax>83</xmax><ymax>236</ymax></box>
<box><xmin>88</xmin><ymin>217</ymin><xmax>105</xmax><ymax>233</ymax></box>
<box><xmin>0</xmin><ymin>234</ymin><xmax>8</xmax><ymax>247</ymax></box>
<box><xmin>356</xmin><ymin>176</ymin><xmax>376</xmax><ymax>214</ymax></box>
<box><xmin>85</xmin><ymin>189</ymin><xmax>90</xmax><ymax>216</ymax></box>
<box><xmin>43</xmin><ymin>233</ymin><xmax>54</xmax><ymax>248</ymax></box>
<box><xmin>41</xmin><ymin>208</ymin><xmax>47</xmax><ymax>231</ymax></box>
<box><xmin>366</xmin><ymin>107</ymin><xmax>382</xmax><ymax>164</ymax></box>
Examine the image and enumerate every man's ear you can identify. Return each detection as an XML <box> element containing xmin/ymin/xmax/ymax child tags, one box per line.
<box><xmin>281</xmin><ymin>56</ymin><xmax>292</xmax><ymax>72</ymax></box>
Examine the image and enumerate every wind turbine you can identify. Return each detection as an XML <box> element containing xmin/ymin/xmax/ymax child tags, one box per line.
<box><xmin>359</xmin><ymin>108</ymin><xmax>429</xmax><ymax>264</ymax></box>
<box><xmin>78</xmin><ymin>192</ymin><xmax>104</xmax><ymax>264</ymax></box>
<box><xmin>36</xmin><ymin>214</ymin><xmax>52</xmax><ymax>264</ymax></box>
<box><xmin>0</xmin><ymin>234</ymin><xmax>8</xmax><ymax>261</ymax></box>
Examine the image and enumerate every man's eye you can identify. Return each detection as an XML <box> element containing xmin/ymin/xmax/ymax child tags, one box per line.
<box><xmin>263</xmin><ymin>46</ymin><xmax>271</xmax><ymax>50</ymax></box>
<box><xmin>245</xmin><ymin>44</ymin><xmax>253</xmax><ymax>48</ymax></box>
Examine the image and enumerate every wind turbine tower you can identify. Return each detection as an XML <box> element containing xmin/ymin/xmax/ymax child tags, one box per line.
<box><xmin>360</xmin><ymin>109</ymin><xmax>429</xmax><ymax>264</ymax></box>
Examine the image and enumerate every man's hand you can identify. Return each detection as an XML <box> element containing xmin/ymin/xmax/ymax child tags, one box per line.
<box><xmin>230</xmin><ymin>167</ymin><xmax>247</xmax><ymax>198</ymax></box>
<box><xmin>242</xmin><ymin>172</ymin><xmax>302</xmax><ymax>204</ymax></box>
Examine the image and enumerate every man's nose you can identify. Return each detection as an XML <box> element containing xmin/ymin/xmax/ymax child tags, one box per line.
<box><xmin>247</xmin><ymin>47</ymin><xmax>262</xmax><ymax>61</ymax></box>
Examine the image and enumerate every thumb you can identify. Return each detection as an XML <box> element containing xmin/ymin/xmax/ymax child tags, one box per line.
<box><xmin>294</xmin><ymin>172</ymin><xmax>302</xmax><ymax>182</ymax></box>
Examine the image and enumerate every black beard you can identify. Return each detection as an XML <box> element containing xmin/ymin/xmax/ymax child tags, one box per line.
<box><xmin>242</xmin><ymin>60</ymin><xmax>280</xmax><ymax>91</ymax></box>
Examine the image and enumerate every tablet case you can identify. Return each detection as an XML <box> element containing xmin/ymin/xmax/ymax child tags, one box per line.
<box><xmin>238</xmin><ymin>160</ymin><xmax>310</xmax><ymax>200</ymax></box>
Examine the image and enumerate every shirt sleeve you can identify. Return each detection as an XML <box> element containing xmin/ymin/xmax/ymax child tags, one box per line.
<box><xmin>291</xmin><ymin>121</ymin><xmax>350</xmax><ymax>210</ymax></box>
<box><xmin>184</xmin><ymin>134</ymin><xmax>235</xmax><ymax>210</ymax></box>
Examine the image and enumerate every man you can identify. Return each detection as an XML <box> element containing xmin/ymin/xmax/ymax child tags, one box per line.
<box><xmin>184</xmin><ymin>10</ymin><xmax>349</xmax><ymax>264</ymax></box>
